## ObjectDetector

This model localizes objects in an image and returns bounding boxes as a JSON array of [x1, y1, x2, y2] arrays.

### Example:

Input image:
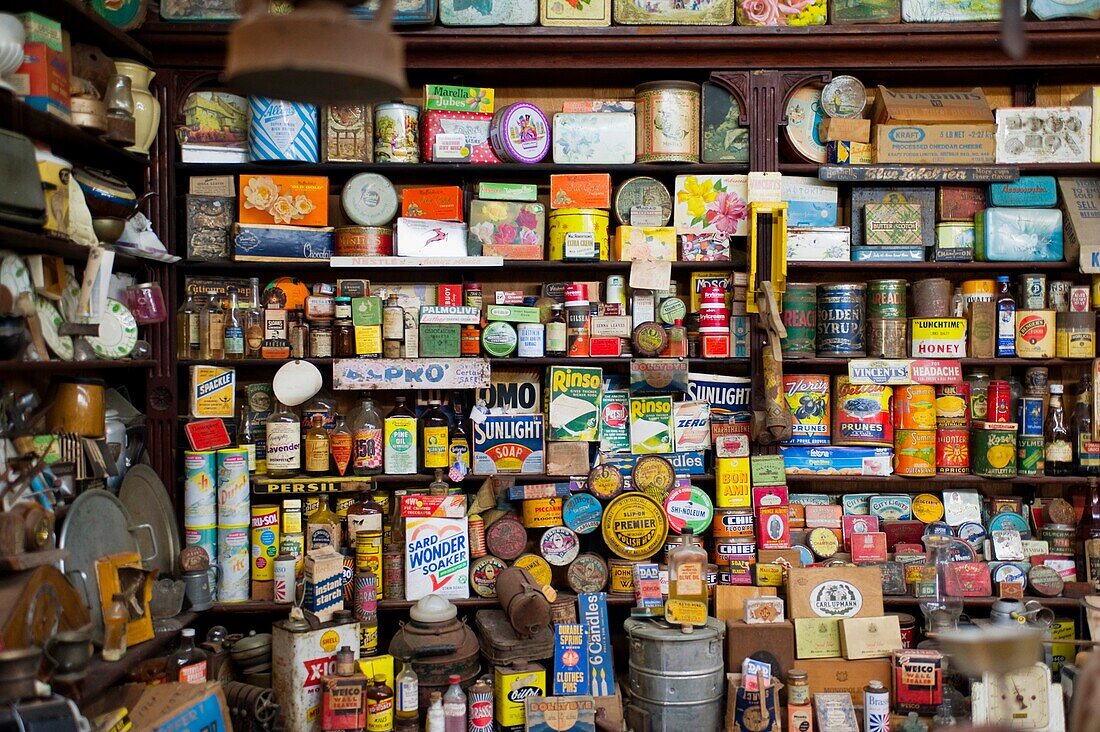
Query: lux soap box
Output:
[[782, 176, 839, 227], [863, 202, 923, 247], [238, 175, 328, 226], [787, 226, 851, 262], [613, 0, 733, 24], [995, 106, 1092, 164], [851, 187, 935, 248], [988, 176, 1058, 208], [779, 445, 893, 476], [552, 113, 636, 165], [540, 0, 611, 25], [232, 223, 333, 262], [421, 110, 500, 164], [613, 226, 677, 261], [974, 208, 1064, 262], [468, 200, 545, 259], [674, 175, 749, 236], [394, 217, 469, 257]]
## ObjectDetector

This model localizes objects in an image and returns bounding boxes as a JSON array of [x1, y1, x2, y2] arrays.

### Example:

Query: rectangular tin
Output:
[[782, 176, 839, 227], [989, 176, 1058, 207], [552, 113, 635, 165], [901, 0, 1018, 19], [674, 175, 750, 236], [795, 618, 842, 659], [934, 222, 975, 262], [937, 185, 986, 222], [540, 0, 611, 24], [864, 202, 923, 247], [550, 174, 612, 209], [614, 226, 677, 261], [975, 208, 1064, 262], [472, 414, 545, 474], [851, 186, 935, 248], [423, 85, 495, 113], [232, 223, 333, 262], [613, 0, 733, 23], [779, 445, 894, 476], [421, 109, 499, 164], [787, 226, 851, 261], [322, 105, 372, 163], [995, 107, 1092, 164], [828, 0, 900, 24], [467, 199, 544, 259]]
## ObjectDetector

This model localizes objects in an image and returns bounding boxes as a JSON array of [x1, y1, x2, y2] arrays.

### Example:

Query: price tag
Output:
[[470, 403, 490, 424], [629, 259, 672, 292], [664, 598, 707, 626]]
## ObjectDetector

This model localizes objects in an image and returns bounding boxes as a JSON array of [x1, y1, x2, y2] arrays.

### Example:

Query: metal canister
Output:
[[936, 429, 970, 474], [334, 226, 393, 257], [550, 594, 579, 624], [468, 677, 494, 732], [893, 385, 936, 430], [868, 318, 908, 358], [356, 571, 379, 657], [781, 282, 816, 359], [634, 81, 701, 163], [373, 102, 420, 163], [913, 278, 953, 318], [549, 208, 610, 261], [1042, 524, 1075, 555], [251, 505, 280, 583], [890, 613, 916, 648], [517, 323, 545, 357], [988, 380, 1012, 423], [355, 530, 384, 587], [1071, 285, 1091, 313], [867, 279, 907, 319], [468, 515, 487, 558], [935, 383, 971, 429], [863, 681, 890, 732], [1021, 273, 1048, 310], [1018, 435, 1045, 476], [816, 283, 866, 357], [1056, 311, 1096, 359], [1017, 310, 1056, 358], [382, 550, 404, 600], [273, 554, 297, 603], [608, 559, 639, 594], [607, 275, 627, 308], [1050, 280, 1072, 312], [1018, 396, 1045, 436]]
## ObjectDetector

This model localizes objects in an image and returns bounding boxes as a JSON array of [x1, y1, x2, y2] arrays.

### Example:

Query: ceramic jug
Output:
[[114, 60, 160, 155]]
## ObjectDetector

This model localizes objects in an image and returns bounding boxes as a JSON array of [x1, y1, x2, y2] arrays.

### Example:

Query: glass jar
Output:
[[334, 297, 353, 321], [335, 319, 356, 357], [289, 314, 309, 359], [126, 281, 168, 324], [919, 525, 964, 633], [787, 669, 809, 706], [310, 320, 333, 357]]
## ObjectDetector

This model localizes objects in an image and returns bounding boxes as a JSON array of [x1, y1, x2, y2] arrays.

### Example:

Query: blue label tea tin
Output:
[[564, 492, 603, 534]]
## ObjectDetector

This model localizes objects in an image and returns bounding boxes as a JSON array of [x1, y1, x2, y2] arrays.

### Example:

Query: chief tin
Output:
[[780, 283, 816, 359], [868, 318, 908, 358], [867, 279, 907, 319], [816, 283, 866, 357], [634, 81, 701, 163], [373, 102, 420, 164]]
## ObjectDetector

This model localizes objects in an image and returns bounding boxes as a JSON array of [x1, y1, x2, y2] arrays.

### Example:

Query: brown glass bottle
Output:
[[304, 414, 331, 475], [366, 674, 395, 732], [347, 491, 384, 545]]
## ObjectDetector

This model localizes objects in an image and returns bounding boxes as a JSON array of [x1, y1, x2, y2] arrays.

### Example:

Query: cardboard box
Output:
[[551, 174, 612, 209], [13, 31, 71, 120], [1061, 177, 1099, 270], [800, 658, 893, 698], [402, 186, 464, 221], [394, 218, 468, 257], [238, 175, 328, 226], [819, 117, 871, 143], [303, 546, 345, 620], [189, 365, 235, 418], [548, 366, 603, 442], [786, 567, 885, 619], [794, 617, 842, 658], [405, 514, 469, 600], [839, 615, 903, 659], [546, 441, 591, 476], [871, 87, 996, 165], [725, 620, 795, 675], [127, 683, 233, 732], [613, 226, 677, 261], [629, 395, 674, 455], [473, 414, 545, 475], [893, 649, 942, 714], [715, 585, 778, 622], [1071, 86, 1100, 162], [233, 223, 334, 262]]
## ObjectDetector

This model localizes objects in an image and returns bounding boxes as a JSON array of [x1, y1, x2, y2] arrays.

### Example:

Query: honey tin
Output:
[[373, 102, 420, 163], [334, 226, 393, 257], [781, 282, 817, 359], [910, 318, 967, 358], [540, 0, 611, 24], [893, 385, 936, 430], [702, 82, 749, 164], [816, 283, 866, 357], [894, 430, 935, 477], [833, 377, 893, 447], [248, 97, 319, 163], [635, 81, 701, 163], [1016, 310, 1056, 358], [548, 208, 610, 261], [936, 429, 970, 474], [784, 374, 831, 445], [440, 0, 538, 24], [868, 318, 908, 358], [322, 105, 372, 163], [490, 102, 551, 163], [971, 422, 1018, 478], [553, 113, 636, 165], [788, 226, 851, 261], [613, 176, 672, 226], [601, 492, 669, 560], [784, 86, 827, 164]]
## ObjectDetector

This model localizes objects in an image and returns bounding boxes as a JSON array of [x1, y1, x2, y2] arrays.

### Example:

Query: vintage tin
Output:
[[816, 283, 866, 357], [470, 556, 507, 598], [382, 550, 404, 599], [184, 451, 217, 527], [485, 515, 527, 561], [784, 373, 831, 445], [664, 484, 714, 534], [935, 383, 970, 429], [334, 226, 392, 257], [602, 492, 668, 560], [893, 385, 937, 430], [323, 105, 372, 163], [1056, 311, 1096, 358], [912, 278, 953, 318], [989, 176, 1058, 208], [702, 82, 749, 164], [1016, 310, 1056, 358], [218, 525, 250, 602], [971, 422, 1018, 478], [373, 102, 420, 164], [1018, 396, 1044, 436], [608, 558, 640, 594], [821, 75, 868, 119], [490, 102, 550, 164], [540, 527, 580, 566], [938, 186, 987, 222], [1021, 274, 1048, 310], [440, 0, 537, 24], [635, 81, 701, 163], [868, 318, 909, 359], [1042, 524, 1076, 556], [867, 279, 907, 319], [894, 430, 936, 477], [567, 553, 609, 594], [784, 86, 827, 164], [249, 97, 319, 163], [613, 176, 673, 226], [1050, 280, 1072, 312], [934, 222, 976, 262], [514, 553, 553, 587], [936, 429, 970, 474], [1071, 286, 1091, 313], [522, 497, 564, 528], [251, 505, 281, 583], [781, 282, 817, 359], [712, 508, 755, 539], [833, 377, 893, 447], [548, 208, 610, 262]]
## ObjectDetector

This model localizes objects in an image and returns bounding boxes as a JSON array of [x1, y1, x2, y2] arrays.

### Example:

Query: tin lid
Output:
[[631, 455, 675, 495], [540, 526, 580, 566], [588, 464, 625, 501], [470, 555, 507, 598], [490, 102, 550, 164], [549, 207, 610, 219], [514, 553, 553, 585], [342, 173, 398, 227], [567, 553, 608, 594], [664, 484, 714, 534], [808, 527, 840, 559], [635, 80, 702, 94], [632, 322, 669, 357], [1028, 565, 1064, 597], [602, 493, 669, 560], [481, 321, 518, 357], [564, 493, 603, 534], [784, 86, 826, 164], [821, 75, 868, 119], [1044, 498, 1076, 525], [911, 494, 945, 524]]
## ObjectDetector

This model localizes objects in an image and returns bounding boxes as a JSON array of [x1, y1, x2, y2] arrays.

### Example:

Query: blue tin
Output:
[[348, 0, 438, 24], [869, 494, 912, 521], [1018, 396, 1045, 437], [975, 208, 1064, 262], [816, 283, 866, 357], [988, 511, 1030, 534], [248, 97, 319, 162], [564, 493, 603, 535], [851, 246, 925, 262], [233, 223, 333, 261], [956, 520, 987, 547], [988, 176, 1057, 208]]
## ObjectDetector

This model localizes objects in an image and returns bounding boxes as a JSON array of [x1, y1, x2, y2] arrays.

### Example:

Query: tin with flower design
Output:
[[238, 175, 328, 227], [540, 0, 611, 25], [737, 0, 826, 26], [635, 82, 701, 163], [614, 0, 733, 22], [373, 102, 420, 163], [674, 174, 749, 237], [468, 200, 545, 259]]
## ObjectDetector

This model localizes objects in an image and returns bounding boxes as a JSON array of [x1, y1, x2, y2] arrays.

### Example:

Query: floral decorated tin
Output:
[[468, 200, 546, 259], [736, 0, 826, 25], [635, 82, 701, 163], [901, 0, 1023, 20], [490, 103, 551, 164], [347, 0, 439, 23], [540, 0, 612, 26], [614, 0, 733, 23], [828, 0, 899, 22], [552, 113, 636, 165], [1031, 0, 1098, 18], [674, 175, 750, 237], [440, 0, 538, 24]]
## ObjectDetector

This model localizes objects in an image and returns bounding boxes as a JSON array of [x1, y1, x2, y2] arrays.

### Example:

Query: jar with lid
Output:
[[786, 669, 809, 707], [334, 296, 353, 321], [464, 283, 483, 311], [310, 320, 333, 358], [335, 319, 356, 357]]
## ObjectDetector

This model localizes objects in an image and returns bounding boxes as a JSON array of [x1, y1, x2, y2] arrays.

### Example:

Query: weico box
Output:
[[630, 395, 674, 455], [472, 414, 545, 474], [548, 366, 603, 442], [405, 515, 469, 600], [871, 86, 996, 165]]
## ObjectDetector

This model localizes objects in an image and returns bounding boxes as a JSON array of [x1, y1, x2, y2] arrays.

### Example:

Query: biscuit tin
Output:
[[440, 0, 537, 23], [490, 102, 551, 164], [540, 0, 611, 24], [334, 226, 392, 257], [468, 200, 545, 259], [613, 226, 676, 261], [551, 174, 612, 210], [782, 176, 839, 227], [421, 109, 500, 164], [373, 102, 420, 163], [788, 226, 851, 261], [248, 97, 319, 163], [737, 0, 826, 24], [937, 186, 986, 222], [851, 187, 935, 249], [989, 176, 1058, 208], [901, 0, 1017, 20], [975, 208, 1064, 262], [614, 0, 732, 21], [322, 105, 372, 163], [828, 0, 899, 22], [552, 113, 636, 164], [635, 82, 701, 163], [347, 0, 439, 23], [613, 177, 672, 226]]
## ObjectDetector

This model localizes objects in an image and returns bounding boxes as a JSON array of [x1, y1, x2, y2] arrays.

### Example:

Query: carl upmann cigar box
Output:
[[839, 615, 903, 659]]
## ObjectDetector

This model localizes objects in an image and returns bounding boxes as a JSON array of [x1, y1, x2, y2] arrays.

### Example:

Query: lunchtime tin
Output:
[[634, 81, 701, 163], [781, 283, 817, 359], [549, 208, 610, 261], [816, 283, 866, 357], [936, 429, 970, 474], [867, 279, 907, 319], [490, 102, 551, 164], [334, 226, 393, 257], [373, 102, 420, 163], [868, 318, 908, 358]]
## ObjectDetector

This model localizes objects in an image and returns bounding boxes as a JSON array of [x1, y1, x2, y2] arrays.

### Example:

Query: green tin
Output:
[[781, 282, 817, 359], [971, 424, 1018, 479], [867, 279, 907, 319], [1017, 435, 1045, 477]]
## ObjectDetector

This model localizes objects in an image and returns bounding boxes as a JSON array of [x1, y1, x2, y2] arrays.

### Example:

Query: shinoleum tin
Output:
[[781, 282, 816, 359], [816, 283, 866, 357], [373, 102, 420, 163], [634, 81, 701, 163], [867, 279, 907, 319]]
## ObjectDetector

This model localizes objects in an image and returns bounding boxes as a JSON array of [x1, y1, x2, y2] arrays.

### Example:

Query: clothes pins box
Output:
[[871, 86, 996, 164]]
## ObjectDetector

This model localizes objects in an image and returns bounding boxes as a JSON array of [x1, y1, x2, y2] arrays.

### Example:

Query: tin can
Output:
[[988, 380, 1012, 423], [550, 594, 579, 624], [304, 495, 321, 517], [522, 497, 564, 528], [606, 275, 627, 307], [251, 505, 281, 582], [274, 554, 296, 603], [608, 559, 639, 594], [382, 550, 404, 599], [971, 423, 1018, 478], [961, 279, 997, 309], [549, 208, 610, 262], [184, 451, 217, 527], [566, 553, 608, 594], [468, 515, 487, 558], [833, 377, 892, 447], [867, 279, 907, 319], [355, 530, 384, 595], [1024, 367, 1049, 395], [1071, 285, 1091, 313], [1056, 311, 1096, 359], [490, 102, 551, 164], [373, 102, 420, 163], [913, 279, 952, 318], [784, 373, 831, 445], [864, 682, 890, 732], [470, 555, 506, 598], [1017, 435, 1045, 476], [355, 570, 378, 623], [1050, 280, 1072, 312], [893, 385, 936, 430], [334, 226, 393, 257], [249, 97, 319, 162], [280, 532, 305, 577], [712, 508, 755, 539], [1021, 273, 1048, 310], [517, 323, 545, 357], [1018, 396, 1044, 436], [613, 177, 673, 227], [936, 429, 970, 474], [816, 283, 866, 357], [634, 81, 701, 163], [1042, 524, 1075, 555], [781, 283, 816, 359], [216, 448, 250, 526], [514, 554, 553, 586], [868, 318, 908, 358], [894, 430, 936, 477], [1016, 310, 1056, 358], [468, 678, 494, 732], [217, 525, 250, 602]]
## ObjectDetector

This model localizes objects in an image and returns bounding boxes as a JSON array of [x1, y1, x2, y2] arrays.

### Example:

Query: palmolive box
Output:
[[787, 567, 884, 619], [273, 616, 360, 732], [871, 87, 996, 164]]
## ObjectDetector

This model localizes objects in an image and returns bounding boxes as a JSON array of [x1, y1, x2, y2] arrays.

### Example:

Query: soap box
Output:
[[394, 218, 469, 257], [238, 175, 328, 227], [473, 414, 545, 474], [794, 617, 842, 659], [548, 366, 603, 442], [787, 226, 851, 261], [468, 200, 545, 259], [988, 176, 1058, 208], [630, 395, 674, 455], [863, 203, 923, 247], [420, 110, 501, 164], [974, 208, 1064, 262], [613, 226, 677, 261], [405, 515, 469, 600], [552, 113, 636, 165], [995, 106, 1092, 164], [934, 222, 975, 262], [232, 223, 334, 262]]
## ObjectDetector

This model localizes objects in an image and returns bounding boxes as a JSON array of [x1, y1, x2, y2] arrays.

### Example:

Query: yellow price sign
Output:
[[664, 599, 707, 626]]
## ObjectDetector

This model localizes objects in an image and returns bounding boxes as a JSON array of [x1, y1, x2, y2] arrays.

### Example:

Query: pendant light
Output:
[[225, 0, 406, 106]]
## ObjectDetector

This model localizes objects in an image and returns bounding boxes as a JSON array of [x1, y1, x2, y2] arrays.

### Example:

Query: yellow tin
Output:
[[894, 429, 936, 477], [715, 457, 751, 508], [494, 663, 546, 731], [635, 81, 702, 164], [1016, 310, 1056, 358], [601, 492, 668, 560], [513, 553, 553, 587], [911, 493, 945, 523], [960, 279, 996, 309], [608, 558, 639, 594], [1055, 311, 1096, 359], [548, 208, 610, 262], [250, 505, 281, 581], [521, 497, 564, 528]]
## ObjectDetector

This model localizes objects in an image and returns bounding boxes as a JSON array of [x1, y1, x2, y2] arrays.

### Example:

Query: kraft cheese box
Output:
[[974, 208, 1064, 262]]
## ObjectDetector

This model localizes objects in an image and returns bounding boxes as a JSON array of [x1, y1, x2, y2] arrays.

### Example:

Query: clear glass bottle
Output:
[[224, 287, 245, 359], [420, 399, 450, 472], [207, 290, 225, 359], [449, 406, 470, 473], [330, 413, 353, 477], [443, 674, 466, 732], [1046, 383, 1072, 477], [995, 275, 1016, 358], [102, 593, 129, 661], [176, 291, 201, 360], [1074, 375, 1100, 476], [197, 291, 212, 359], [352, 397, 384, 476], [289, 313, 309, 359], [302, 389, 337, 431], [385, 397, 418, 475], [429, 469, 449, 496], [546, 304, 567, 357], [966, 369, 992, 422], [426, 691, 445, 732], [237, 401, 257, 473], [304, 414, 331, 476], [167, 628, 208, 684], [383, 294, 405, 357], [245, 277, 264, 358], [265, 400, 301, 478], [395, 656, 419, 730], [347, 491, 384, 544], [919, 526, 964, 633], [666, 318, 687, 358]]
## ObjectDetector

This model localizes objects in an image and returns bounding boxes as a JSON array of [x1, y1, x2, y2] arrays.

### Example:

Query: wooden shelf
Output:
[[0, 224, 151, 269], [787, 261, 1077, 272], [784, 473, 1087, 487], [209, 595, 636, 614], [81, 612, 197, 702], [176, 161, 747, 177], [0, 359, 156, 374], [7, 0, 151, 62], [178, 357, 749, 368], [882, 596, 1083, 610], [179, 259, 747, 273], [783, 162, 1100, 177], [786, 357, 1086, 368]]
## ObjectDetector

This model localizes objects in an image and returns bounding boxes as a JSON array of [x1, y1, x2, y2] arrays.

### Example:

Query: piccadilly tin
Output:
[[490, 103, 551, 164]]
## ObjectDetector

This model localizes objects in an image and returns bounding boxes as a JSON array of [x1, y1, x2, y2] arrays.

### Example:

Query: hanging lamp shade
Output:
[[225, 0, 406, 106]]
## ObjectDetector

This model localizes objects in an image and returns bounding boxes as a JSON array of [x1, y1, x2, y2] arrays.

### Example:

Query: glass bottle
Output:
[[995, 275, 1016, 358], [460, 324, 481, 357], [427, 692, 445, 732], [306, 496, 342, 552], [395, 656, 419, 730], [245, 277, 264, 358], [167, 628, 208, 684], [443, 675, 466, 732], [1075, 375, 1100, 476], [383, 294, 405, 357], [352, 397, 384, 476], [420, 399, 450, 472], [237, 401, 257, 473], [665, 318, 687, 358], [546, 304, 567, 357], [966, 369, 991, 422], [919, 527, 963, 633], [1082, 478, 1100, 587], [366, 674, 395, 732], [449, 406, 471, 473], [224, 287, 245, 359], [330, 413, 353, 477], [289, 313, 309, 359], [102, 593, 129, 661], [335, 319, 356, 357], [207, 290, 225, 359], [197, 291, 212, 359], [303, 389, 337, 432], [1045, 383, 1072, 477], [304, 414, 331, 476], [668, 528, 708, 632], [176, 291, 201, 360], [265, 400, 301, 478], [385, 397, 418, 475], [429, 469, 449, 496], [347, 491, 384, 544]]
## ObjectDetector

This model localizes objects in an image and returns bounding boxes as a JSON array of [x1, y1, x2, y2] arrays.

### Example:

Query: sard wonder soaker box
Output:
[[404, 505, 469, 600]]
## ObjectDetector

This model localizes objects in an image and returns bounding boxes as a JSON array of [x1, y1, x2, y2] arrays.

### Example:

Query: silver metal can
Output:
[[517, 322, 545, 358], [373, 102, 420, 164], [273, 554, 296, 603], [1022, 273, 1048, 310], [1049, 280, 1072, 312]]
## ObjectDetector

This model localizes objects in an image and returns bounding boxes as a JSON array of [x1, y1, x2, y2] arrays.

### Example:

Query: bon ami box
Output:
[[548, 366, 603, 442], [190, 365, 235, 418], [787, 227, 851, 261], [629, 395, 674, 455], [403, 496, 469, 601], [473, 414, 545, 475], [779, 446, 894, 476], [552, 113, 636, 165], [238, 175, 328, 226], [871, 86, 996, 164], [989, 176, 1058, 208], [974, 208, 1064, 262], [467, 200, 545, 259], [421, 110, 500, 164], [233, 224, 334, 262], [787, 566, 885, 619], [394, 218, 468, 257], [782, 176, 839, 227]]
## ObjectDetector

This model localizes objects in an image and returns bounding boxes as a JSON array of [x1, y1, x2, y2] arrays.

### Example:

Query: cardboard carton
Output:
[[799, 657, 893, 697], [794, 617, 842, 658], [839, 615, 903, 659], [786, 566, 885, 619], [871, 87, 996, 164], [725, 620, 795, 675], [715, 585, 778, 622]]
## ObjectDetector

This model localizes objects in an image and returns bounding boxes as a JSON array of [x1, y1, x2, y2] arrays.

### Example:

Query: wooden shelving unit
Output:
[[0, 224, 150, 269], [80, 612, 197, 702], [0, 359, 156, 374], [178, 357, 749, 368], [7, 0, 152, 62]]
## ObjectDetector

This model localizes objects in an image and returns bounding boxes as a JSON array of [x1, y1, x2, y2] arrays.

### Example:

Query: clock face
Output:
[[990, 664, 1051, 730]]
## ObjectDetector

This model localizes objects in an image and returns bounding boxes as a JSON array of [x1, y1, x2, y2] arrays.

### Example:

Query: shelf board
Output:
[[329, 256, 503, 269], [818, 165, 1019, 184], [786, 357, 1085, 368], [81, 612, 197, 702], [882, 595, 1082, 610], [784, 473, 1086, 487], [209, 595, 635, 614], [0, 359, 156, 374], [787, 261, 1076, 272], [178, 357, 749, 368], [782, 162, 1100, 177], [179, 258, 748, 273], [176, 161, 748, 176], [7, 0, 151, 62], [0, 225, 148, 268]]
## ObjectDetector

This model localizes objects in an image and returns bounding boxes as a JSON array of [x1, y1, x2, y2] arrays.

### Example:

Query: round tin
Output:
[[867, 318, 908, 358], [893, 385, 937, 430], [991, 563, 1026, 587], [808, 527, 840, 559], [1071, 285, 1091, 312], [564, 493, 603, 535], [935, 383, 971, 429], [548, 208, 610, 262], [342, 173, 399, 226], [971, 424, 1018, 478], [988, 511, 1030, 534], [1045, 498, 1077, 525], [470, 555, 507, 598], [956, 521, 987, 548], [334, 226, 393, 257], [664, 484, 714, 534], [522, 497, 564, 528], [833, 378, 893, 447], [911, 494, 945, 523], [481, 321, 518, 358], [1050, 280, 1072, 311], [373, 102, 420, 163], [608, 559, 639, 594], [947, 538, 977, 563], [912, 279, 953, 318], [894, 430, 935, 477], [821, 75, 867, 119], [635, 81, 701, 163], [567, 553, 608, 594], [613, 176, 673, 226], [632, 322, 669, 357], [936, 429, 970, 474], [784, 85, 826, 164], [961, 279, 997, 310], [867, 279, 907, 319], [540, 526, 580, 566], [632, 455, 676, 496], [490, 102, 550, 164], [1042, 523, 1075, 555], [517, 322, 545, 358], [587, 464, 625, 501], [816, 283, 866, 357], [1018, 435, 1045, 476], [602, 492, 669, 560], [712, 508, 755, 539], [781, 283, 817, 359], [888, 612, 916, 648], [248, 97, 319, 162], [658, 297, 687, 325], [514, 553, 553, 587], [485, 515, 526, 561], [551, 593, 579, 624], [1028, 565, 1064, 597], [606, 275, 628, 307]]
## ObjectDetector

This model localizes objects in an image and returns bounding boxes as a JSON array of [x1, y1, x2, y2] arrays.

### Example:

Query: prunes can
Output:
[[868, 318, 908, 358], [867, 279, 907, 319], [816, 283, 866, 357], [1022, 273, 1047, 309], [781, 283, 816, 359]]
